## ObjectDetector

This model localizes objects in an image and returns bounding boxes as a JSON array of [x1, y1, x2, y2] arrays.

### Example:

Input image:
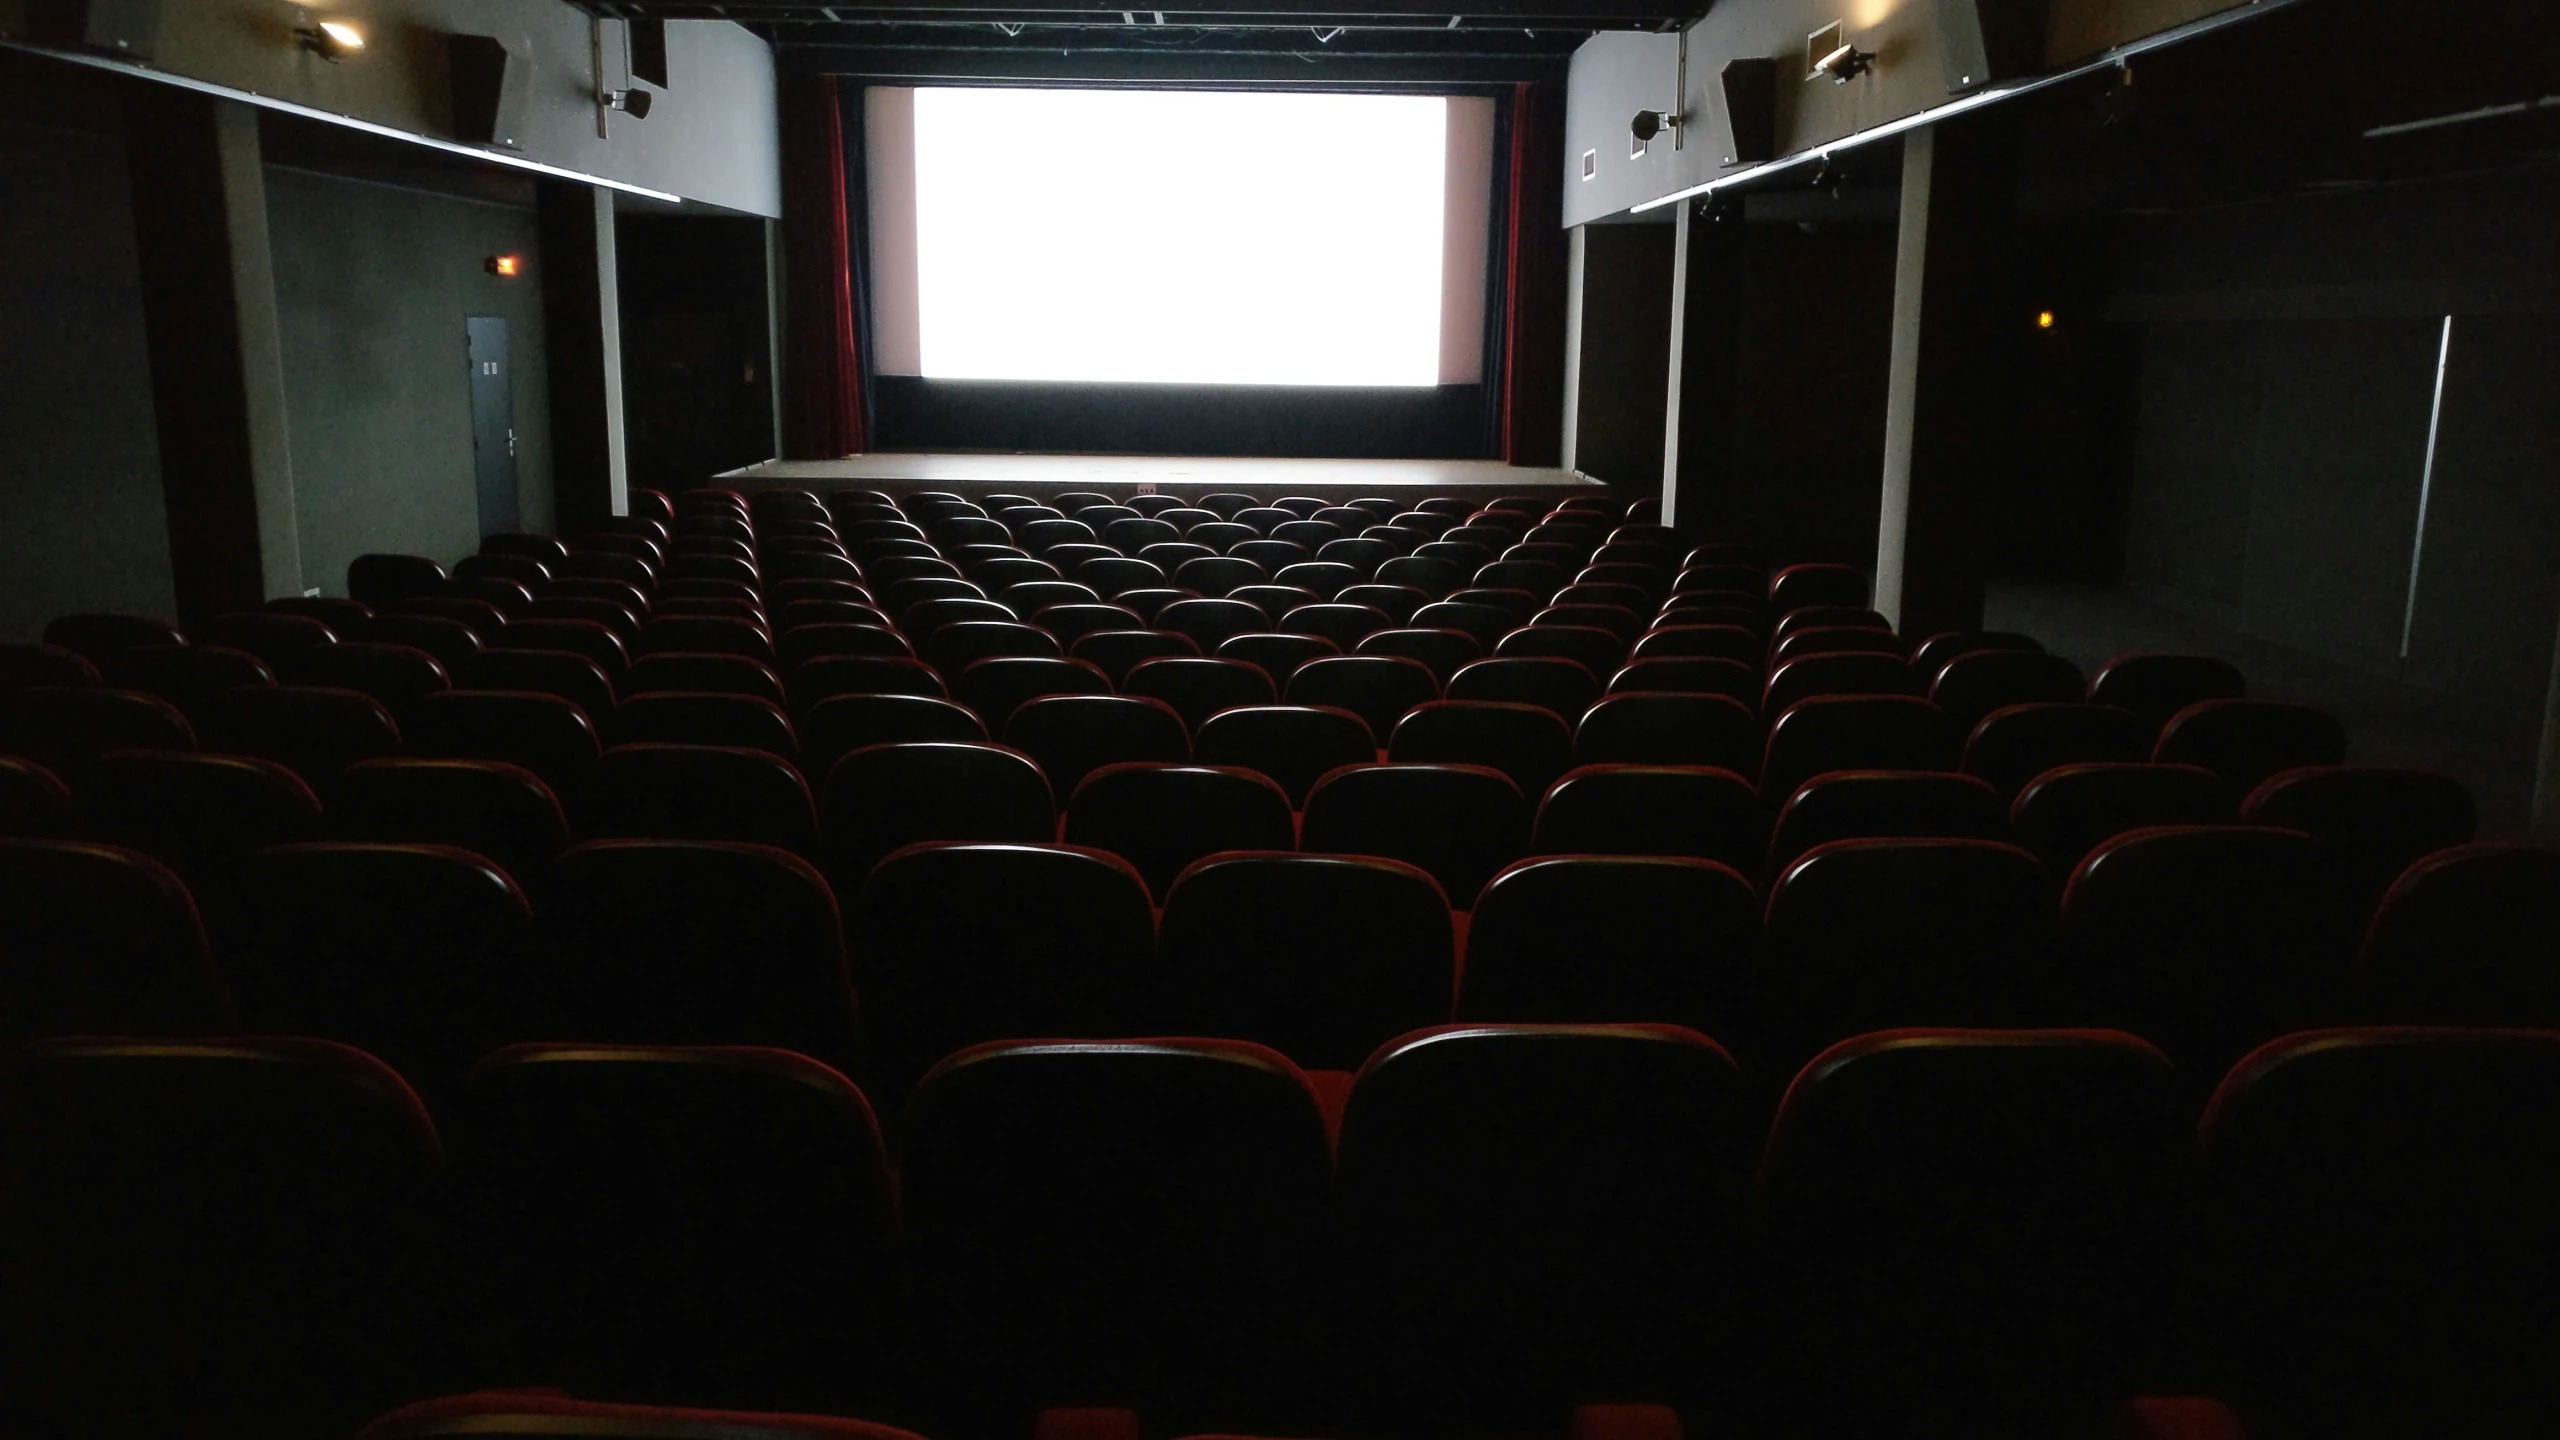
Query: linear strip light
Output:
[[2, 40, 685, 203]]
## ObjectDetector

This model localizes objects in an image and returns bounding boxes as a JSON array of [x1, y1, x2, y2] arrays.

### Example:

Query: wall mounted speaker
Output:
[[24, 0, 159, 59], [1718, 58, 1777, 166], [449, 34, 533, 150], [1936, 0, 2051, 93]]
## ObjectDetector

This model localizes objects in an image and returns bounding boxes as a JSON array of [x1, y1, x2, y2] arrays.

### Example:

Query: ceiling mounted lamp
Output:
[[1806, 21, 1873, 84], [605, 86, 653, 120], [297, 17, 365, 62]]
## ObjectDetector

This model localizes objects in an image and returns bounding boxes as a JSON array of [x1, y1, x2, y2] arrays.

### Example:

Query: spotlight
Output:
[[486, 254, 523, 279], [1810, 41, 1874, 84], [1630, 108, 1681, 156], [297, 18, 364, 62], [2036, 310, 2056, 330], [605, 87, 654, 120]]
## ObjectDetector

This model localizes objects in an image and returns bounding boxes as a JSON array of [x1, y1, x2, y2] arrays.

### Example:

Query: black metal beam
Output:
[[579, 2, 1690, 23]]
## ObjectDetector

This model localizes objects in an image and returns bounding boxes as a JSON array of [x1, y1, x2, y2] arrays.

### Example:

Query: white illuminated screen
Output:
[[911, 88, 1448, 387]]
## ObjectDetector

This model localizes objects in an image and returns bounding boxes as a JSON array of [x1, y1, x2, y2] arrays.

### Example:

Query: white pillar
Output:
[[1874, 126, 1934, 631]]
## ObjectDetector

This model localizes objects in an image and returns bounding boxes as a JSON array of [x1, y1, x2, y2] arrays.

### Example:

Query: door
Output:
[[467, 316, 520, 536]]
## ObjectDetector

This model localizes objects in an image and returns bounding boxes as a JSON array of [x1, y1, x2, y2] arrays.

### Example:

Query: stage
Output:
[[715, 453, 1604, 501]]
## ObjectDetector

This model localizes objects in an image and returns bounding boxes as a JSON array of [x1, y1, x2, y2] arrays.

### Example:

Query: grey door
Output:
[[467, 316, 520, 535]]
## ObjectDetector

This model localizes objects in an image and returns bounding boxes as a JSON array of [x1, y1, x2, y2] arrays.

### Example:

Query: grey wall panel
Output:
[[0, 118, 178, 639], [2121, 321, 2256, 610], [267, 165, 554, 594]]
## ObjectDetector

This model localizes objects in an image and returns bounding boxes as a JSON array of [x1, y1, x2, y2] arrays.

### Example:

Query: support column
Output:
[[1874, 114, 2022, 636], [1659, 200, 1691, 512], [1664, 197, 1747, 536], [1559, 224, 1587, 472], [125, 88, 302, 619], [538, 181, 629, 529], [2535, 614, 2560, 841]]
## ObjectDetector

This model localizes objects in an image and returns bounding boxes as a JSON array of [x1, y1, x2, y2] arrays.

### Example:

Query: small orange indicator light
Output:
[[2036, 310, 2055, 329], [487, 254, 522, 278]]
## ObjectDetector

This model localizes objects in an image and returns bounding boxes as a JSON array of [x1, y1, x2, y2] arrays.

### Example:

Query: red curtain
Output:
[[779, 73, 864, 459], [1500, 81, 1568, 467]]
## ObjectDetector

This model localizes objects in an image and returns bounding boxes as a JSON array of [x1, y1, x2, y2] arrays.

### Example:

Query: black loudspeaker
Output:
[[629, 19, 669, 89], [1718, 58, 1777, 166], [1936, 0, 2051, 93], [24, 0, 159, 58], [449, 34, 533, 150]]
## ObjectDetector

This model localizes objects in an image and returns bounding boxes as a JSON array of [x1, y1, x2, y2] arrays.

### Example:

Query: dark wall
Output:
[[873, 379, 1491, 459], [1682, 206, 1898, 566], [0, 115, 180, 639], [619, 213, 777, 492], [266, 163, 556, 592], [1571, 221, 1675, 487], [2106, 163, 2560, 726]]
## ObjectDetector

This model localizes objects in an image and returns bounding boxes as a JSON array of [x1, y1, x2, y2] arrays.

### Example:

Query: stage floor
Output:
[[717, 452, 1599, 497]]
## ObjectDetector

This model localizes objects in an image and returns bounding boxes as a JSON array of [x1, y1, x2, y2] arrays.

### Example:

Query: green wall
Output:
[[265, 165, 555, 597]]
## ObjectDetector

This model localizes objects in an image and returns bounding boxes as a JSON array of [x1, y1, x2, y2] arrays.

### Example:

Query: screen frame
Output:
[[844, 79, 1521, 459]]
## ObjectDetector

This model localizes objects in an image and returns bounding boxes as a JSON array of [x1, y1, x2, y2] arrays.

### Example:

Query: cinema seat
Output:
[[497, 616, 629, 677], [0, 839, 235, 1044], [1532, 764, 1763, 871], [349, 551, 451, 608], [821, 741, 1057, 884], [1768, 562, 1868, 611], [2063, 826, 2352, 1083], [78, 750, 322, 926], [406, 689, 602, 790], [1765, 770, 2007, 878], [1335, 1025, 1749, 1428], [627, 653, 788, 707], [1217, 631, 1338, 685], [538, 840, 859, 1069], [900, 1038, 1333, 1437], [528, 594, 641, 638], [944, 658, 1103, 730], [228, 842, 530, 1106], [1565, 693, 1754, 774], [1959, 702, 2151, 800], [1764, 652, 1920, 716], [2009, 762, 2230, 876], [1763, 839, 2050, 1058], [440, 649, 611, 719], [1759, 695, 1960, 811], [0, 642, 98, 690], [1390, 699, 1573, 797], [456, 1045, 902, 1413], [1071, 629, 1200, 684], [2356, 844, 2560, 1024], [791, 655, 949, 711], [1459, 858, 1755, 1029], [1355, 626, 1482, 684], [1407, 601, 1510, 650], [0, 755, 72, 838], [1123, 656, 1275, 734], [0, 1038, 446, 1438], [41, 612, 186, 667], [2201, 1028, 2560, 1438], [1771, 625, 1904, 665], [1283, 654, 1438, 741], [1157, 851, 1450, 1069], [569, 744, 818, 853], [280, 641, 451, 714], [1000, 694, 1188, 800], [1909, 629, 2044, 678], [207, 685, 400, 791], [1062, 764, 1296, 900], [1610, 655, 1758, 707], [2241, 765, 2476, 921], [1759, 1030, 2184, 1432], [1301, 763, 1527, 908], [1197, 705, 1378, 807], [362, 614, 483, 671], [1930, 651, 2089, 735], [850, 843, 1155, 1101], [2090, 654, 2247, 739], [925, 619, 1064, 674], [1495, 623, 1625, 679], [2154, 698, 2348, 797], [334, 758, 568, 879], [1447, 657, 1599, 721], [1771, 605, 1888, 643], [612, 692, 798, 763], [0, 685, 195, 773], [1003, 579, 1104, 613]]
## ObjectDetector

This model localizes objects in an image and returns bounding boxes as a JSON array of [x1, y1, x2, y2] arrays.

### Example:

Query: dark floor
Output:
[[1987, 579, 2550, 838]]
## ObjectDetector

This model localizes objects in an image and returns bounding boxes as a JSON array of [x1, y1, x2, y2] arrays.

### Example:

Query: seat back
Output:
[[1300, 763, 1527, 908], [0, 1038, 445, 1438], [2201, 1029, 2560, 1437], [1061, 764, 1295, 901], [2242, 765, 2476, 922], [2090, 653, 2246, 738], [1194, 704, 1377, 807], [2356, 844, 2560, 1025], [1959, 702, 2149, 800], [456, 1045, 900, 1412], [0, 840, 235, 1044], [1388, 699, 1573, 798], [1460, 857, 1756, 1030], [1158, 852, 1452, 1069], [1336, 1025, 1749, 1425], [1760, 1029, 2184, 1427], [849, 844, 1156, 1103], [1533, 763, 1762, 871], [820, 741, 1056, 885], [335, 758, 568, 880], [1760, 695, 1958, 808], [537, 841, 859, 1071], [0, 686, 194, 773], [406, 690, 601, 789], [207, 685, 401, 790], [900, 1039, 1333, 1436], [570, 744, 817, 852], [1765, 769, 2006, 878], [1122, 656, 1275, 734], [2009, 761, 2229, 875]]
